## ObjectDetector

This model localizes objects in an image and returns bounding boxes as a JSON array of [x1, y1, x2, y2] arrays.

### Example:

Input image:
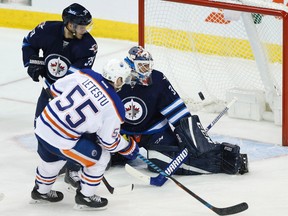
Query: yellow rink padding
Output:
[[0, 8, 138, 41], [147, 27, 282, 63], [0, 8, 281, 63]]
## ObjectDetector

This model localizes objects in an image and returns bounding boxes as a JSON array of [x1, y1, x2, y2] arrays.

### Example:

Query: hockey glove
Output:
[[27, 55, 46, 82], [118, 136, 139, 160]]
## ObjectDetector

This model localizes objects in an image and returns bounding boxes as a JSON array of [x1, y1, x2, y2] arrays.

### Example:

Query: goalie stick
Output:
[[38, 76, 134, 194], [138, 97, 238, 186], [126, 154, 248, 215]]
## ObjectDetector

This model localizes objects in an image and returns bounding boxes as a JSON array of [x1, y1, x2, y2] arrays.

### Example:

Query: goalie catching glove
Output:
[[118, 135, 139, 160], [27, 55, 46, 82]]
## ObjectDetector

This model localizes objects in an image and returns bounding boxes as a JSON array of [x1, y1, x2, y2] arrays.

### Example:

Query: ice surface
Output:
[[0, 27, 287, 216]]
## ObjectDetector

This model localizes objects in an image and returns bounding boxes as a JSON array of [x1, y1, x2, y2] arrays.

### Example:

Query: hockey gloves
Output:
[[27, 55, 46, 82], [118, 136, 139, 160]]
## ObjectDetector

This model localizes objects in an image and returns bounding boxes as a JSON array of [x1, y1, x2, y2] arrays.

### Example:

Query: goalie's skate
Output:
[[238, 154, 249, 175], [74, 189, 108, 210], [30, 185, 63, 204], [64, 169, 80, 192]]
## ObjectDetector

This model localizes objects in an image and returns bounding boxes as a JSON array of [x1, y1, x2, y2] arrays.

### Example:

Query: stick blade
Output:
[[213, 202, 248, 215], [125, 164, 151, 184], [112, 184, 134, 195]]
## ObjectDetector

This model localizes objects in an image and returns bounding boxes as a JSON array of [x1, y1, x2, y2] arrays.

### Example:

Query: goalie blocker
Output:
[[147, 115, 248, 175]]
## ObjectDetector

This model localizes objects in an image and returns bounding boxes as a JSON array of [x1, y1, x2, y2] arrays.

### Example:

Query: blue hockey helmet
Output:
[[62, 3, 92, 26], [124, 46, 153, 86]]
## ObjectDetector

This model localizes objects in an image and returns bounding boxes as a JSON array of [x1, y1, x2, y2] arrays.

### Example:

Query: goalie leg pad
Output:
[[148, 143, 214, 175], [174, 115, 216, 156]]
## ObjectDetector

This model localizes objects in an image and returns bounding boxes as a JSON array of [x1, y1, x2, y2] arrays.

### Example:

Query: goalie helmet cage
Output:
[[138, 0, 288, 146]]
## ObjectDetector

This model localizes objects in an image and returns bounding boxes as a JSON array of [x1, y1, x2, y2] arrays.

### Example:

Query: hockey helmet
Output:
[[124, 46, 153, 86], [102, 59, 132, 91], [62, 3, 92, 26]]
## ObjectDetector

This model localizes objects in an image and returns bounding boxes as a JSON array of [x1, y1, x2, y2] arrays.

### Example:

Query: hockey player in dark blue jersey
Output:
[[22, 3, 98, 119], [112, 46, 248, 183]]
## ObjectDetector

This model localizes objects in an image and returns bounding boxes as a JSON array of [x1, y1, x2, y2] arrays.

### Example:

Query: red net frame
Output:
[[138, 0, 288, 146]]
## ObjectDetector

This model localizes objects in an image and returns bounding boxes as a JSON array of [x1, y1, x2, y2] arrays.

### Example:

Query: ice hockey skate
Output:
[[74, 188, 108, 210], [30, 184, 63, 204], [64, 169, 80, 192], [238, 154, 249, 175]]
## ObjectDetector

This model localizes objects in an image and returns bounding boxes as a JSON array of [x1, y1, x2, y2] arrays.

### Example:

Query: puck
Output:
[[198, 92, 205, 101]]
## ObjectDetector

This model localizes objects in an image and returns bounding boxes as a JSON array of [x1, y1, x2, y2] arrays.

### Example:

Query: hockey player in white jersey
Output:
[[30, 59, 138, 210]]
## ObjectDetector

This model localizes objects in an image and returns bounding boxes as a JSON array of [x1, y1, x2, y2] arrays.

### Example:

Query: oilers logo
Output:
[[45, 54, 71, 81], [122, 96, 147, 125]]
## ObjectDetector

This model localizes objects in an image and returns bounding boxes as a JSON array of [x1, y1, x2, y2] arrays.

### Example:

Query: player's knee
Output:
[[39, 159, 66, 176]]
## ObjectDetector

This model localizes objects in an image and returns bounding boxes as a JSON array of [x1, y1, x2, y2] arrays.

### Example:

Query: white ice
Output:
[[0, 27, 287, 216]]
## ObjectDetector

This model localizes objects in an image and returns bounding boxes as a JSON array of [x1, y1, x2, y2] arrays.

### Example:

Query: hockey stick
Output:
[[126, 154, 248, 215], [38, 76, 53, 101], [136, 97, 238, 186], [38, 76, 133, 194], [205, 97, 238, 132], [102, 176, 134, 194]]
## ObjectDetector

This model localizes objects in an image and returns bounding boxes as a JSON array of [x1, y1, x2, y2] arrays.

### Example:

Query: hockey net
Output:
[[139, 0, 288, 145]]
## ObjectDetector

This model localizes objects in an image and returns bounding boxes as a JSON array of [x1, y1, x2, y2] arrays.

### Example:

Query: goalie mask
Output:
[[102, 59, 132, 91], [124, 46, 153, 86]]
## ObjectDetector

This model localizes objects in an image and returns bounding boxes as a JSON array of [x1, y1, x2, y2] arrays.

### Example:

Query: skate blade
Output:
[[73, 204, 107, 211], [29, 199, 50, 204]]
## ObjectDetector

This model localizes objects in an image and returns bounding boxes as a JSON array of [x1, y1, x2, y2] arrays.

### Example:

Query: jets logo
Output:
[[122, 96, 147, 125], [89, 43, 98, 54], [45, 54, 71, 81]]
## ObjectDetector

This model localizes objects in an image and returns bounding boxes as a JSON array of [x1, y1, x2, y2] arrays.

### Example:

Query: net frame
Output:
[[138, 0, 288, 146]]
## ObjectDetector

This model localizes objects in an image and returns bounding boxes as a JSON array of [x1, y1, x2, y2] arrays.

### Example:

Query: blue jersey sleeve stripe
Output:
[[161, 98, 183, 115], [168, 107, 191, 125]]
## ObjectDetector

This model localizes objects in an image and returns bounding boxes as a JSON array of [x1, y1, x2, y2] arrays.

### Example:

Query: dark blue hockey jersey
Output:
[[118, 70, 191, 135], [22, 21, 97, 84]]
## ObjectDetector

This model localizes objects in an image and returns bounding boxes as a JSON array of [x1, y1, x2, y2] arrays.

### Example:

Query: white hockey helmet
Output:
[[102, 59, 132, 90]]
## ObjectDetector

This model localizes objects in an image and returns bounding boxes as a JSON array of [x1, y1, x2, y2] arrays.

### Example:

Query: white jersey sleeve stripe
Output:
[[97, 135, 120, 152], [50, 84, 63, 96]]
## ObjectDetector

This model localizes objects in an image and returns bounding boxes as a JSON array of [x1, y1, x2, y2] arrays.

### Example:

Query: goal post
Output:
[[138, 0, 288, 146]]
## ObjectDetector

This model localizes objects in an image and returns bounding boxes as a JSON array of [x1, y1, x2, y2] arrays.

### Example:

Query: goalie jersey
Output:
[[118, 70, 191, 135], [22, 21, 97, 84], [35, 69, 127, 152]]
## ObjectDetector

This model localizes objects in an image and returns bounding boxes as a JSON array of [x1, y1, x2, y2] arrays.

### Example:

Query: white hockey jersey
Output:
[[35, 69, 128, 151]]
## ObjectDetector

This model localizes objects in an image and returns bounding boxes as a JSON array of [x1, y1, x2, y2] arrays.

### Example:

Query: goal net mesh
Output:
[[143, 0, 285, 115]]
